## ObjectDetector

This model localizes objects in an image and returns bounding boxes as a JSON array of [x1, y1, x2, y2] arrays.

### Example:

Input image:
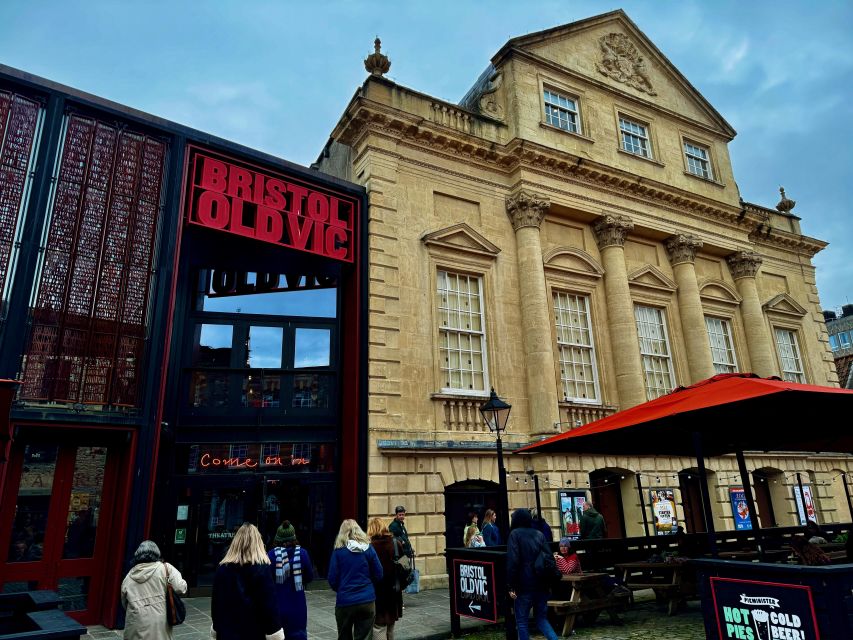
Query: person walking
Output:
[[121, 540, 187, 640], [367, 518, 403, 640], [328, 519, 383, 640], [506, 508, 560, 640], [579, 501, 607, 540], [268, 520, 314, 640], [462, 511, 480, 545], [481, 509, 502, 546], [211, 523, 284, 640]]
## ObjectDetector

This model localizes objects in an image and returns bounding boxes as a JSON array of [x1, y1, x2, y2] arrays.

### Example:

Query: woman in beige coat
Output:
[[121, 540, 187, 640]]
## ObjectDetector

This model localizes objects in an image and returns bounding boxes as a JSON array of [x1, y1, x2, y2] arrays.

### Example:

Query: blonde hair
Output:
[[334, 519, 371, 549], [464, 524, 479, 547], [220, 523, 270, 566], [367, 517, 390, 538]]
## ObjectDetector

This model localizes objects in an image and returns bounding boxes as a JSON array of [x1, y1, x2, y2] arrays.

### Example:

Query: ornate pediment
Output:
[[421, 223, 501, 259], [698, 279, 742, 307], [763, 293, 807, 318], [628, 265, 676, 293], [543, 247, 604, 280]]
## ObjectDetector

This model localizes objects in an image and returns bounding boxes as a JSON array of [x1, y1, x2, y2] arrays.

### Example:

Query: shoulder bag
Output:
[[164, 562, 186, 626]]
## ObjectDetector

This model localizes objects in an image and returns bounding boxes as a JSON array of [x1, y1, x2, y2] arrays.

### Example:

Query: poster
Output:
[[174, 528, 187, 544], [793, 485, 818, 525], [558, 490, 587, 539], [710, 577, 819, 640], [176, 505, 189, 520], [649, 489, 677, 535], [729, 488, 752, 530]]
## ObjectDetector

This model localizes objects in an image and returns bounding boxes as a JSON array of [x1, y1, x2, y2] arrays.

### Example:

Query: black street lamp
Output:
[[480, 388, 512, 538]]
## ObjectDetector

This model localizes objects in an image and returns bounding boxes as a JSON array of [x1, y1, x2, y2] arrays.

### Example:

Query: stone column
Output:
[[506, 190, 560, 435], [726, 250, 777, 377], [592, 214, 646, 408], [665, 234, 715, 382]]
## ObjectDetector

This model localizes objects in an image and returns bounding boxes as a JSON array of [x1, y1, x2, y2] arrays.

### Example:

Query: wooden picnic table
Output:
[[546, 572, 626, 637], [614, 561, 695, 616]]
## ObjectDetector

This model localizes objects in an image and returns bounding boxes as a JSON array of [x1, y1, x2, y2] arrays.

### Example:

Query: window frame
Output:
[[634, 304, 676, 400], [683, 139, 714, 180], [618, 115, 652, 159], [436, 268, 490, 396], [543, 87, 581, 134], [705, 316, 738, 374], [552, 290, 600, 404], [773, 326, 806, 383]]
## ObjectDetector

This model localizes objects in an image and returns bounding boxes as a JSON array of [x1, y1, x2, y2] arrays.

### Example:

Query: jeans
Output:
[[513, 590, 559, 640], [335, 602, 375, 640]]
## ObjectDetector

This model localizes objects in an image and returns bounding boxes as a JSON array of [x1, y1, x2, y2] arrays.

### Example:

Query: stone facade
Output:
[[316, 10, 844, 588]]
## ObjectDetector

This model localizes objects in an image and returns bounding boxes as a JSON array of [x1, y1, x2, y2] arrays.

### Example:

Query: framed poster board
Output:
[[558, 490, 587, 539], [793, 485, 818, 525], [729, 488, 752, 530], [649, 489, 677, 535]]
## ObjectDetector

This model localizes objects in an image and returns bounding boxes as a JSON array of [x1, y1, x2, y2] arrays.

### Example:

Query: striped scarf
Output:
[[274, 546, 303, 591]]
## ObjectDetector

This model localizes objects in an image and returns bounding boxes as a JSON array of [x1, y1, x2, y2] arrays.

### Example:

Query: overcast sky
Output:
[[2, 1, 851, 310]]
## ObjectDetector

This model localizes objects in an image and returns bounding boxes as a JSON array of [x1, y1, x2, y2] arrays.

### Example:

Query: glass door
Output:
[[0, 442, 120, 625]]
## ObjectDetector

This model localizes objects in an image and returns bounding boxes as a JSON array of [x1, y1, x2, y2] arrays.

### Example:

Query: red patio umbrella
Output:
[[518, 373, 853, 458], [517, 373, 853, 551]]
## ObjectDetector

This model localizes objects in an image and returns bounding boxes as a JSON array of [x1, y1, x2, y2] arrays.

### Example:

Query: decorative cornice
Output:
[[422, 222, 501, 258], [726, 250, 763, 280], [506, 190, 550, 231], [665, 233, 703, 266], [763, 293, 808, 318], [593, 213, 634, 249]]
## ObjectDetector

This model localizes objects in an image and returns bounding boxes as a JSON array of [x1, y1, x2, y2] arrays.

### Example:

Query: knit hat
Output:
[[274, 521, 297, 545], [559, 537, 573, 548]]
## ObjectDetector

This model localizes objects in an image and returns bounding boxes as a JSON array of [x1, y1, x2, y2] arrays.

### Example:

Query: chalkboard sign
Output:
[[452, 558, 497, 622], [710, 576, 819, 640]]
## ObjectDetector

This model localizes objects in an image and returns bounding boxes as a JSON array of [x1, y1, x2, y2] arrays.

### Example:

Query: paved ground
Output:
[[86, 588, 704, 639]]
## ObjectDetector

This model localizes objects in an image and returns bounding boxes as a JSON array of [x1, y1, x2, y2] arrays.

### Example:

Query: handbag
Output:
[[164, 563, 186, 626], [393, 537, 415, 590]]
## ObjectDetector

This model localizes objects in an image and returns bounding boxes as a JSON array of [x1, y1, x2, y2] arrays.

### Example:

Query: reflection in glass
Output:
[[292, 374, 331, 408], [193, 324, 233, 367], [200, 271, 337, 318], [196, 489, 247, 586], [294, 328, 330, 368], [8, 445, 58, 563], [57, 576, 90, 611], [242, 375, 280, 408], [63, 447, 107, 559], [190, 371, 230, 407], [247, 327, 283, 368]]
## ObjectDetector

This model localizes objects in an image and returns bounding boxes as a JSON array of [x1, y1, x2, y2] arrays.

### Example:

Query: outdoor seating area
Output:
[[546, 573, 628, 636]]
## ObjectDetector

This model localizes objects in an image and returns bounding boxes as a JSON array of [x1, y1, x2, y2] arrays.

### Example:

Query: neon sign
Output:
[[185, 147, 357, 262]]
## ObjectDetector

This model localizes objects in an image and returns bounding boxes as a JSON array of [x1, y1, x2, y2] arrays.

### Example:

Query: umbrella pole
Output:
[[636, 473, 650, 537], [843, 472, 853, 523], [736, 450, 763, 560], [693, 432, 718, 558]]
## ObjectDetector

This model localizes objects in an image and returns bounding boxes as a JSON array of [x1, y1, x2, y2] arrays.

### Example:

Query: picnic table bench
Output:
[[615, 561, 695, 616], [546, 572, 627, 637]]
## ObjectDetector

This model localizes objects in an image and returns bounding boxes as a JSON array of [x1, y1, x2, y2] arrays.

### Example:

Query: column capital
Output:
[[592, 213, 634, 250], [726, 250, 763, 279], [506, 190, 550, 231], [665, 233, 703, 266]]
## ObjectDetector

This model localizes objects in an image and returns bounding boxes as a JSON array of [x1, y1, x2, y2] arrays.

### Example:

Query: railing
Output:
[[432, 393, 488, 432], [558, 401, 618, 430], [429, 102, 476, 134]]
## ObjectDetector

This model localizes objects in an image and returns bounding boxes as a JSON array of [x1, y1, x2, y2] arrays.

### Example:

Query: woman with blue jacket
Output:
[[328, 519, 383, 640]]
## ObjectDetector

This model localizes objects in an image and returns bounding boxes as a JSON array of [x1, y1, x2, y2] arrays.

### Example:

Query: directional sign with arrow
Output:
[[453, 559, 497, 622]]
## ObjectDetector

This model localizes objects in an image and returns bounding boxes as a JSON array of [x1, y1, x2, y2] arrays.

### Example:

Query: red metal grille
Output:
[[0, 91, 42, 306], [20, 114, 167, 406]]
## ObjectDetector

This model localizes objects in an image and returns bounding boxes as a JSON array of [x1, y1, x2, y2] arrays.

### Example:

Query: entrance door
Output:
[[0, 442, 120, 624], [590, 471, 624, 539], [679, 474, 706, 533], [444, 481, 500, 550]]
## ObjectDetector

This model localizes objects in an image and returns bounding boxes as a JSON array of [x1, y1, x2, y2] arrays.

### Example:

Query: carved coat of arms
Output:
[[595, 33, 656, 96]]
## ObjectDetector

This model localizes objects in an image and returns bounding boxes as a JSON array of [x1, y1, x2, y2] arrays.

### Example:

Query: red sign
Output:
[[185, 147, 357, 262]]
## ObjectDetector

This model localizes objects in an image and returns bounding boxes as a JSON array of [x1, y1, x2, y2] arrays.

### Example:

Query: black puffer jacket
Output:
[[506, 508, 550, 593]]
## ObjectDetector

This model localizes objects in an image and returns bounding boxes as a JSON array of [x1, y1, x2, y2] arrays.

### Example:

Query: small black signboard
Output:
[[710, 576, 820, 640], [452, 558, 497, 622]]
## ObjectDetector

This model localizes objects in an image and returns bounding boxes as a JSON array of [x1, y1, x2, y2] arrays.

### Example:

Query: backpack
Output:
[[533, 543, 561, 583], [393, 537, 415, 590]]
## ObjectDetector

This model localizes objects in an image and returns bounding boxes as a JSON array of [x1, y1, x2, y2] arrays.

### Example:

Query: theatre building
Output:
[[0, 65, 366, 624], [316, 10, 847, 588]]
